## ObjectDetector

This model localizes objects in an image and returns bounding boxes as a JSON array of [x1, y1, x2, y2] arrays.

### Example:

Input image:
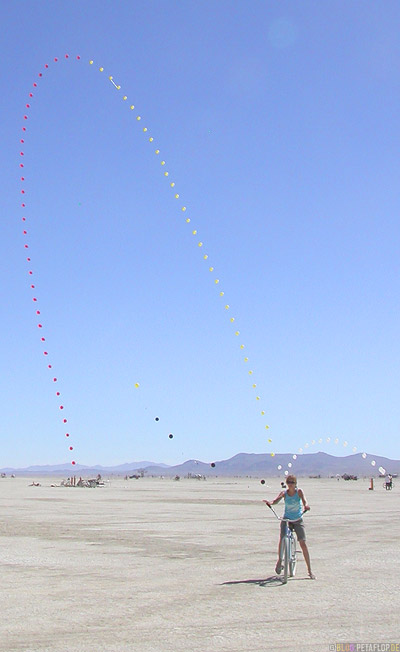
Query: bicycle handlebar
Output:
[[265, 503, 307, 522]]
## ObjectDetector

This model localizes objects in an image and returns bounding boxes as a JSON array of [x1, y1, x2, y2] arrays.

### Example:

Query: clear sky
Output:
[[1, 0, 399, 468]]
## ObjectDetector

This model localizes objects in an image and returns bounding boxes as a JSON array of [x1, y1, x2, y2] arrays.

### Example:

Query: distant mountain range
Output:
[[1, 452, 399, 477]]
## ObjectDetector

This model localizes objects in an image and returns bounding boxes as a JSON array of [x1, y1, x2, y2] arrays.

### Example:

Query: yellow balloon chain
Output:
[[275, 436, 386, 476], [18, 54, 276, 467], [89, 59, 274, 451]]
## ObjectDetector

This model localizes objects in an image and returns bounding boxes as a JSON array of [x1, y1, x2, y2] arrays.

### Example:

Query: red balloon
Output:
[[38, 324, 42, 327], [59, 405, 64, 410], [29, 93, 33, 97], [71, 461, 76, 465], [43, 352, 48, 355], [54, 58, 58, 62], [53, 378, 57, 382], [65, 433, 69, 437], [48, 365, 52, 368], [56, 392, 60, 396], [65, 54, 69, 58], [41, 337, 45, 341], [63, 419, 67, 423], [69, 446, 73, 451], [26, 104, 30, 108], [76, 55, 81, 59], [45, 65, 48, 69], [33, 83, 37, 87], [36, 310, 40, 315]]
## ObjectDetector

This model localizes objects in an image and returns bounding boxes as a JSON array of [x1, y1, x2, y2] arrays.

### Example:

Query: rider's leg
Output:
[[275, 535, 283, 573], [299, 539, 315, 579]]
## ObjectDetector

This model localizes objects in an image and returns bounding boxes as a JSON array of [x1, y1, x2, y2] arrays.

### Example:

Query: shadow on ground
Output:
[[221, 575, 312, 587]]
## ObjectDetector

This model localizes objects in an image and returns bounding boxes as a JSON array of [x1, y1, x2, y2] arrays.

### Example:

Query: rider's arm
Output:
[[298, 488, 310, 511], [263, 491, 285, 506]]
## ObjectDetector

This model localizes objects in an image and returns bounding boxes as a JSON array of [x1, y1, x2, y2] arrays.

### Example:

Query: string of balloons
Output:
[[274, 436, 386, 477], [18, 54, 273, 466]]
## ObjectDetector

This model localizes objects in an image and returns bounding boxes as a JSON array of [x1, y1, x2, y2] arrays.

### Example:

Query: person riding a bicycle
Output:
[[264, 474, 316, 580], [385, 473, 393, 490]]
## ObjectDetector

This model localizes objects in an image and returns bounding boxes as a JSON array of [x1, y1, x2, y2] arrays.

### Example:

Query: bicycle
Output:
[[382, 481, 394, 491], [266, 504, 306, 584]]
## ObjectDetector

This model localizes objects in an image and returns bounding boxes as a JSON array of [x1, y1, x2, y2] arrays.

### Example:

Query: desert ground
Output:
[[0, 475, 399, 652]]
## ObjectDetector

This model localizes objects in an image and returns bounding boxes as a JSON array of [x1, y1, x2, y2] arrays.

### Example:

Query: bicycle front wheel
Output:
[[280, 537, 289, 584], [289, 534, 297, 577]]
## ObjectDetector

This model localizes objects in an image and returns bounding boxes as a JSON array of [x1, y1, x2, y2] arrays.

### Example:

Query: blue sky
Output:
[[1, 0, 399, 468]]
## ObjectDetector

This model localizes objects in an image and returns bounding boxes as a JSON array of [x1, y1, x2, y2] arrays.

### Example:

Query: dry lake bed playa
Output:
[[0, 476, 399, 652]]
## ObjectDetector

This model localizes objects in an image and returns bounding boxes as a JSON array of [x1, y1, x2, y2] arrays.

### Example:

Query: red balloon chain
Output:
[[18, 55, 82, 466]]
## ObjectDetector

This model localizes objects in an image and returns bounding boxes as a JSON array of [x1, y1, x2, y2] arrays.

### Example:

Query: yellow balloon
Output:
[[220, 291, 224, 296], [203, 254, 208, 259], [123, 96, 128, 101], [244, 357, 248, 362], [149, 137, 154, 142], [192, 230, 197, 235], [134, 383, 140, 388], [164, 172, 169, 176], [230, 317, 234, 322], [265, 425, 270, 429], [198, 242, 203, 247], [261, 410, 265, 415], [270, 452, 275, 457], [117, 85, 121, 90], [155, 149, 160, 154], [256, 396, 260, 400], [161, 160, 165, 165], [89, 60, 94, 64], [170, 182, 175, 187], [235, 330, 239, 336], [186, 218, 191, 223], [209, 267, 214, 272], [175, 194, 179, 198], [136, 115, 141, 120], [143, 127, 147, 131], [240, 344, 244, 349], [182, 206, 187, 211], [109, 76, 113, 80], [268, 439, 272, 443], [225, 304, 229, 310], [99, 67, 104, 72], [130, 105, 135, 110]]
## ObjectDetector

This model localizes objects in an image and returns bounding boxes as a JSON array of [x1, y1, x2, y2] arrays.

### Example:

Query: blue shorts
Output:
[[280, 518, 306, 541]]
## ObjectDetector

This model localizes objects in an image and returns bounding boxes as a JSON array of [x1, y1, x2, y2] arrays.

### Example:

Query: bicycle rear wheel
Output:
[[280, 537, 289, 584], [289, 533, 297, 577]]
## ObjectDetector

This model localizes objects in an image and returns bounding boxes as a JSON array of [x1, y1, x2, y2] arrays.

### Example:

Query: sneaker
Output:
[[275, 560, 282, 574]]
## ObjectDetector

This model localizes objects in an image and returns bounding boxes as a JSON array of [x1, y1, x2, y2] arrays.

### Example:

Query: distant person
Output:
[[264, 474, 315, 579], [385, 473, 393, 490]]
